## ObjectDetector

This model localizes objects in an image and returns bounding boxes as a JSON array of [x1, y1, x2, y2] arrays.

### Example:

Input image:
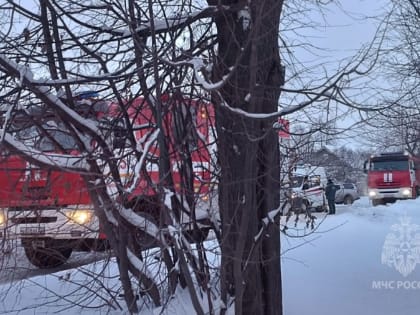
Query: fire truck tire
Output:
[[22, 239, 72, 269], [416, 186, 420, 198], [134, 212, 160, 251], [372, 199, 382, 207], [183, 227, 210, 244]]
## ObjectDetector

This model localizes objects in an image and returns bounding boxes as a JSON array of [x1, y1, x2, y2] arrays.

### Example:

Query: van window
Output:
[[309, 175, 321, 187]]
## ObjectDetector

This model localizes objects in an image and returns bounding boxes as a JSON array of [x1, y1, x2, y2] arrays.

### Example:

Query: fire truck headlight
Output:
[[67, 210, 93, 225], [0, 209, 6, 226], [402, 189, 411, 197], [368, 190, 376, 197]]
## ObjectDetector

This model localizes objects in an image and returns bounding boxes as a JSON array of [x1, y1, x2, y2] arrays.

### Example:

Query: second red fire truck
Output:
[[364, 152, 420, 206]]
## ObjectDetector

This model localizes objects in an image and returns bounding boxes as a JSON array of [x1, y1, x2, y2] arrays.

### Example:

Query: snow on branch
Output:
[[119, 206, 160, 239], [126, 129, 160, 194], [127, 248, 154, 279], [164, 57, 230, 91], [0, 103, 14, 143], [110, 7, 223, 38], [253, 207, 282, 242], [216, 88, 345, 123]]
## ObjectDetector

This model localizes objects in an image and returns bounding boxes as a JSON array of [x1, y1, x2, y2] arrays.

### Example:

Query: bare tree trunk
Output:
[[209, 1, 284, 314]]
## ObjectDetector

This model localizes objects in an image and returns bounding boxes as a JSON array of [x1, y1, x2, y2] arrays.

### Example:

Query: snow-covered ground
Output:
[[1, 196, 420, 314], [0, 243, 108, 284], [283, 197, 420, 315]]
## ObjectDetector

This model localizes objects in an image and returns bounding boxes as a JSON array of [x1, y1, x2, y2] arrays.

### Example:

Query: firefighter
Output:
[[325, 179, 338, 214], [302, 176, 309, 190]]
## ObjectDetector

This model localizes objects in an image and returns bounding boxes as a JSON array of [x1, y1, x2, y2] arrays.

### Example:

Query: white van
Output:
[[282, 165, 328, 212]]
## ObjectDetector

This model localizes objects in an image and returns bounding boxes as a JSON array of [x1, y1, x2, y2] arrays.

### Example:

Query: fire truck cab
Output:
[[0, 94, 217, 268], [364, 152, 420, 206]]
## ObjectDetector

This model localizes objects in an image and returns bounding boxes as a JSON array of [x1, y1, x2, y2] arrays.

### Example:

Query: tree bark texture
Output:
[[210, 1, 284, 314]]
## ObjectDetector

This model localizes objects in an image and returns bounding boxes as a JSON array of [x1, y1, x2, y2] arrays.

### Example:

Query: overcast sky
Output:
[[283, 0, 390, 150]]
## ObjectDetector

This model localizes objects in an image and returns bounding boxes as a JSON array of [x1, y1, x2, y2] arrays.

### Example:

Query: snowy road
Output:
[[282, 196, 420, 315], [0, 241, 108, 284], [1, 197, 420, 314]]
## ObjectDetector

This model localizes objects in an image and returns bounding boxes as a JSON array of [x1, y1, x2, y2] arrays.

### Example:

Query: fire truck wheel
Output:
[[134, 212, 160, 251], [183, 228, 210, 244], [372, 199, 382, 207], [22, 239, 72, 269]]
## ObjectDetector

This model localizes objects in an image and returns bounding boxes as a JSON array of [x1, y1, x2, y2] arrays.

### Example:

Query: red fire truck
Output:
[[0, 93, 216, 268], [364, 152, 420, 206]]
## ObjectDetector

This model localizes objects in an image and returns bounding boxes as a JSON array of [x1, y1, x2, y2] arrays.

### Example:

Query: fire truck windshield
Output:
[[370, 159, 409, 171], [37, 130, 77, 151], [16, 123, 77, 152]]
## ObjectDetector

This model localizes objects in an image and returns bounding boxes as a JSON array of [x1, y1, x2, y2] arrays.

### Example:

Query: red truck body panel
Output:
[[366, 152, 420, 202], [0, 96, 214, 208], [0, 156, 90, 208], [368, 170, 413, 189], [0, 95, 215, 268], [0, 155, 26, 206]]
